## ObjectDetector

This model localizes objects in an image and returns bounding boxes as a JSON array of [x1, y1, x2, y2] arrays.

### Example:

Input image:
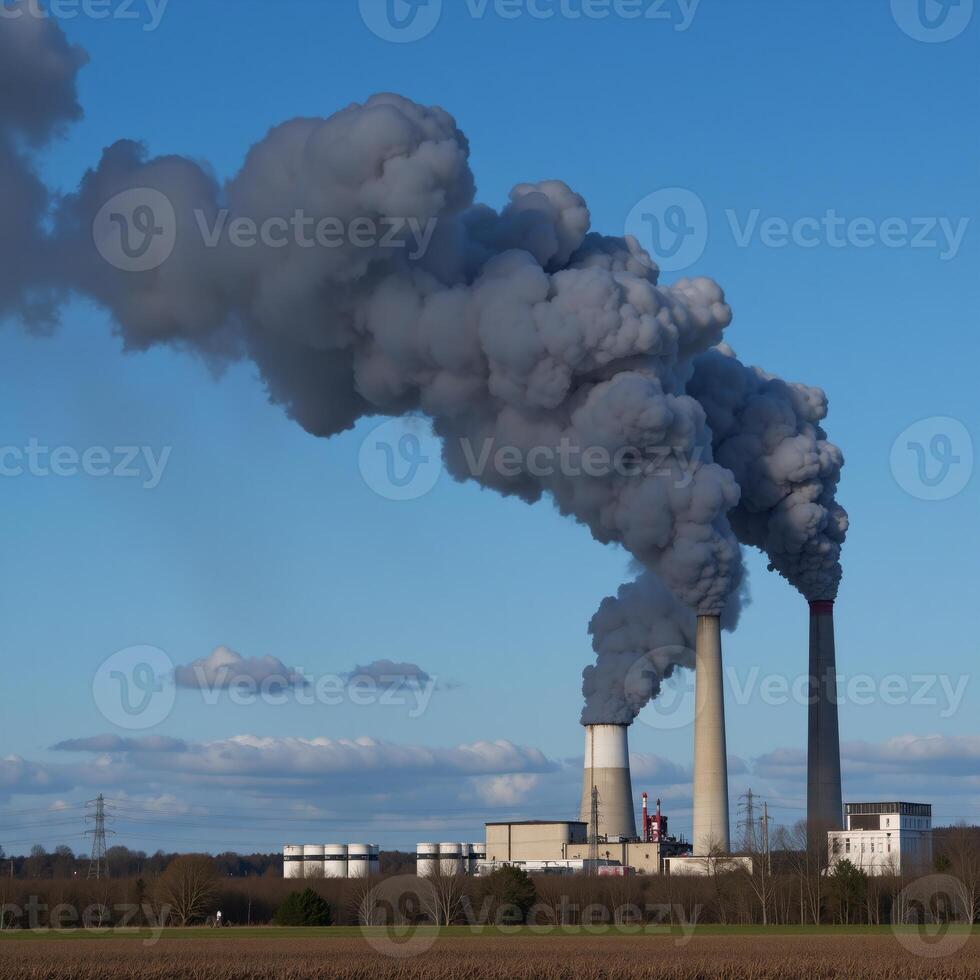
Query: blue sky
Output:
[[1, 0, 978, 855]]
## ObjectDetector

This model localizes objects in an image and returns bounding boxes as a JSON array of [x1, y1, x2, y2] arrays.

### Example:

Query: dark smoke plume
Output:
[[3, 13, 846, 729], [0, 4, 86, 328]]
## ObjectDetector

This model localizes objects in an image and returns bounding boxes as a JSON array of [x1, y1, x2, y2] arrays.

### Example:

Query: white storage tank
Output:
[[347, 843, 371, 878], [283, 844, 305, 879], [469, 843, 486, 874], [368, 844, 381, 876], [459, 843, 471, 875], [439, 842, 463, 876], [303, 844, 325, 879], [323, 844, 348, 879], [416, 843, 439, 878]]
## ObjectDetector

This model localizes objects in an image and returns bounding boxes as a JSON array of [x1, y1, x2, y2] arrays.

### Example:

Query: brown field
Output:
[[1, 934, 979, 979]]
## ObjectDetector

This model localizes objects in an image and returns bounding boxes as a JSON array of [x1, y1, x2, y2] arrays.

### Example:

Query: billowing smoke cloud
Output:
[[0, 3, 86, 328], [49, 95, 743, 617], [581, 568, 745, 725], [4, 14, 846, 729], [689, 345, 848, 602]]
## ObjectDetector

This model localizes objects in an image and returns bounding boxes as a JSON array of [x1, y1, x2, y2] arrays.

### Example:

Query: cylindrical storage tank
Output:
[[459, 843, 471, 876], [323, 844, 348, 879], [283, 844, 304, 879], [469, 843, 486, 874], [303, 844, 325, 879], [347, 844, 371, 878], [416, 843, 439, 878], [439, 842, 463, 876], [368, 844, 381, 876]]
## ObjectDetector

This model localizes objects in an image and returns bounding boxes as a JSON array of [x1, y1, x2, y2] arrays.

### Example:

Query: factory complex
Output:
[[283, 601, 932, 880]]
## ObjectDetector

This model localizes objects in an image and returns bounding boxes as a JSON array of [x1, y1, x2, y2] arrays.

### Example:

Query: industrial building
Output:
[[284, 602, 852, 881], [282, 843, 380, 879], [828, 802, 933, 876]]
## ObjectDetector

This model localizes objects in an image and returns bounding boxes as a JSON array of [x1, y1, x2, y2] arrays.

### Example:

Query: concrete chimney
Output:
[[807, 599, 843, 835], [692, 614, 730, 855], [579, 724, 637, 840]]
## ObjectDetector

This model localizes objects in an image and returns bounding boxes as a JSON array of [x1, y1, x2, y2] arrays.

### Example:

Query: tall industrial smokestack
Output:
[[808, 600, 843, 836], [579, 724, 637, 840], [692, 615, 730, 854]]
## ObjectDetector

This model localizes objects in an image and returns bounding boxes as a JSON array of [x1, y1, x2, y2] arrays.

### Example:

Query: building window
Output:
[[845, 840, 851, 853]]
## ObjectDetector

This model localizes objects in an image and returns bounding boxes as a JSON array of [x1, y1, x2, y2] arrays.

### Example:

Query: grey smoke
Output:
[[0, 4, 86, 328], [688, 344, 848, 602], [50, 93, 744, 619], [4, 15, 847, 729]]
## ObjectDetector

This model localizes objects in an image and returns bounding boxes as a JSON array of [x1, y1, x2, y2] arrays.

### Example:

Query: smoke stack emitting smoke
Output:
[[4, 14, 848, 775]]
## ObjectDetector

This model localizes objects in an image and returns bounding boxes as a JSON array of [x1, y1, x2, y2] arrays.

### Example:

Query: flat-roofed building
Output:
[[828, 802, 932, 876], [485, 821, 588, 864]]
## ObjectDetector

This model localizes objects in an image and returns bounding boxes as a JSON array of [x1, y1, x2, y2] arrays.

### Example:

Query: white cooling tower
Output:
[[808, 599, 843, 835], [416, 843, 439, 878], [323, 844, 348, 879], [578, 723, 637, 840], [692, 615, 730, 855], [469, 843, 486, 874], [283, 844, 304, 879]]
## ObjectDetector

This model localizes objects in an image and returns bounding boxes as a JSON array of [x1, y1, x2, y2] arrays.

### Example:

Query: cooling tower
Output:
[[692, 615, 730, 855], [579, 723, 637, 840], [807, 599, 843, 835]]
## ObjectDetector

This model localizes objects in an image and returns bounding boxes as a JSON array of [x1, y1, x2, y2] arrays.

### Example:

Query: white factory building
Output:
[[283, 844, 380, 879], [828, 802, 933, 876]]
